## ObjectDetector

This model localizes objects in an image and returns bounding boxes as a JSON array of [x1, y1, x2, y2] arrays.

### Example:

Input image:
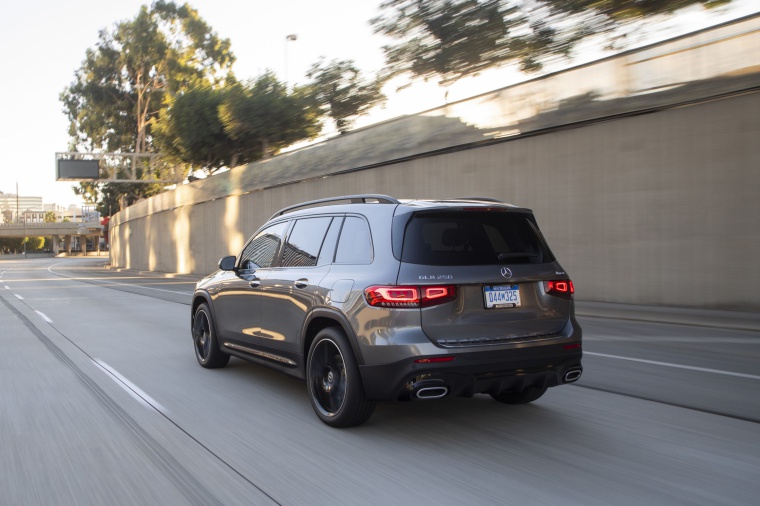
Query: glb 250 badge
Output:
[[419, 274, 454, 280]]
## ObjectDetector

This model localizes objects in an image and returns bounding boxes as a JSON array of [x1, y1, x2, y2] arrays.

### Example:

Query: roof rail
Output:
[[450, 197, 504, 203], [270, 194, 400, 220]]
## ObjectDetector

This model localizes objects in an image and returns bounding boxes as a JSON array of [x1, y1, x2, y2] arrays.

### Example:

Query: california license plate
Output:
[[484, 285, 521, 308]]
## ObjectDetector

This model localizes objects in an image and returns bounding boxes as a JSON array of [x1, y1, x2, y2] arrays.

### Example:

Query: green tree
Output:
[[153, 85, 236, 173], [0, 238, 24, 253], [61, 1, 235, 210], [219, 73, 321, 160], [154, 73, 322, 173], [373, 1, 523, 84], [372, 0, 732, 84], [76, 182, 153, 217], [25, 237, 45, 252], [540, 0, 731, 22], [44, 211, 57, 223], [306, 59, 386, 133]]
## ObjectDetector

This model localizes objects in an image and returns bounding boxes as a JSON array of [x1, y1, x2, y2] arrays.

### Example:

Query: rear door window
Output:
[[401, 211, 553, 266], [281, 217, 333, 267]]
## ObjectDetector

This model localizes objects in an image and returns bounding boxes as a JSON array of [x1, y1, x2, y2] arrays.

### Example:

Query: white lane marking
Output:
[[48, 264, 192, 296], [93, 359, 169, 413], [14, 293, 23, 300], [4, 285, 9, 290], [585, 352, 760, 380], [34, 310, 53, 323]]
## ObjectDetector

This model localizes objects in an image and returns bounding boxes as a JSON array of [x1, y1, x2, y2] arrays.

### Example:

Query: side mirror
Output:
[[218, 256, 236, 271]]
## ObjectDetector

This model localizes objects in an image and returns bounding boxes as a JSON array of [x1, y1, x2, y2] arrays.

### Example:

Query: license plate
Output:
[[484, 285, 521, 308]]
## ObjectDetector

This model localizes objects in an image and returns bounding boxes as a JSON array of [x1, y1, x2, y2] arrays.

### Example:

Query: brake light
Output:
[[544, 280, 574, 299], [365, 285, 456, 308]]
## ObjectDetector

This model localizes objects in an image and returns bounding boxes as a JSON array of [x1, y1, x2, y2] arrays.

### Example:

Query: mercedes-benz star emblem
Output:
[[500, 267, 513, 279]]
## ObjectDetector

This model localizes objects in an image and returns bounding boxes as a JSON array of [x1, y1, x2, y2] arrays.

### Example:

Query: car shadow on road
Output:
[[215, 357, 587, 437]]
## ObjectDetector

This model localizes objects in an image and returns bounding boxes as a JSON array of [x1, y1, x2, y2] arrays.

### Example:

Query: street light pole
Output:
[[284, 34, 297, 84]]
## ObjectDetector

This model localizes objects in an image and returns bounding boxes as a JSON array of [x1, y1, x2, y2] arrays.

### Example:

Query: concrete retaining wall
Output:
[[110, 89, 760, 310], [110, 17, 760, 310]]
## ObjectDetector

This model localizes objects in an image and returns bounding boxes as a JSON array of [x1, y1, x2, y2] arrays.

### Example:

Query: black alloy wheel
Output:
[[306, 327, 375, 428], [192, 303, 230, 368]]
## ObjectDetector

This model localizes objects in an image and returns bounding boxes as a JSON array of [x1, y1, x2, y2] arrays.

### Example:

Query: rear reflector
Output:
[[563, 343, 582, 350], [544, 280, 575, 299], [414, 356, 455, 364], [365, 285, 456, 308]]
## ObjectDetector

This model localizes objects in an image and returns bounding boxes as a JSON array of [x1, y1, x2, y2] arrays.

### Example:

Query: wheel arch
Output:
[[191, 291, 214, 330], [302, 309, 365, 370]]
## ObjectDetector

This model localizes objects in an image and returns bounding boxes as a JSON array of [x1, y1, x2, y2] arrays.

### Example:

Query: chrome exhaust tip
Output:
[[416, 386, 449, 399], [563, 369, 582, 383]]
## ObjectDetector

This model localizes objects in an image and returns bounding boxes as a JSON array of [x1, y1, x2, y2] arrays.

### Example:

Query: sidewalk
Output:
[[575, 301, 760, 332]]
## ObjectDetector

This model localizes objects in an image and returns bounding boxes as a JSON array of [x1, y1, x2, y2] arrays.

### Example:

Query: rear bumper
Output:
[[359, 344, 582, 402]]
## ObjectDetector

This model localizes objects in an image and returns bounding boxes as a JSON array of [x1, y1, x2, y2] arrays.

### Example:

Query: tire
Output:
[[490, 385, 548, 404], [192, 303, 230, 369], [306, 327, 375, 428]]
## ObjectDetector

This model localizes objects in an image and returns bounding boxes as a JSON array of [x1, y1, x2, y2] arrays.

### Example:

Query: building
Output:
[[0, 191, 85, 224], [0, 191, 43, 224]]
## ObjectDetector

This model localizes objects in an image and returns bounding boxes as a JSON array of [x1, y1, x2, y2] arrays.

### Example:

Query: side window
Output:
[[281, 217, 333, 267], [239, 221, 289, 269], [334, 216, 373, 264]]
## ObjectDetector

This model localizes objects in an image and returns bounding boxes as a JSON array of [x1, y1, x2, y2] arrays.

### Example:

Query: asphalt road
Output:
[[1, 257, 758, 505]]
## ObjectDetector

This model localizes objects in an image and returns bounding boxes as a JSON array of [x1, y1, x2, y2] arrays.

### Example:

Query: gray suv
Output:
[[191, 195, 582, 427]]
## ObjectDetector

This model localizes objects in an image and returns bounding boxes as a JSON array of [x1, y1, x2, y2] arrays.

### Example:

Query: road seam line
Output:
[[48, 265, 192, 295], [93, 359, 169, 413], [34, 310, 53, 323], [585, 351, 760, 380]]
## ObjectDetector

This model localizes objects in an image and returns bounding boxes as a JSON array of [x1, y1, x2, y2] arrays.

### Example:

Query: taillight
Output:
[[544, 280, 574, 299], [365, 285, 457, 308]]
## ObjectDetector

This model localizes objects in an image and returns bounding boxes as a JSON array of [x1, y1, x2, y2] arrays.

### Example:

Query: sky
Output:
[[0, 0, 757, 208]]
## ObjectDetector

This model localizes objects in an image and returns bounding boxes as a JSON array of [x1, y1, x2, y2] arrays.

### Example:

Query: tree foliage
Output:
[[541, 0, 731, 22], [62, 1, 234, 154], [0, 238, 24, 254], [152, 85, 235, 172], [306, 59, 387, 133], [0, 237, 44, 254], [372, 0, 733, 84], [61, 1, 235, 212], [219, 74, 321, 160], [154, 73, 321, 171]]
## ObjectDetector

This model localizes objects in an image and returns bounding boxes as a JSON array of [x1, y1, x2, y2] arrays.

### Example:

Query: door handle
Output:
[[294, 279, 309, 289]]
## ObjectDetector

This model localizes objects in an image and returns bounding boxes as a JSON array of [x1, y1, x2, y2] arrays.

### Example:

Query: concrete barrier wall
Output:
[[110, 89, 760, 310]]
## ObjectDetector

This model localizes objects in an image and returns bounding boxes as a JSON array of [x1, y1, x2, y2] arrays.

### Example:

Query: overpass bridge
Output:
[[0, 222, 103, 254]]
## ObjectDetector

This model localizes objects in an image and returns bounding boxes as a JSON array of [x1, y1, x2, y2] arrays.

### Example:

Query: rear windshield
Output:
[[401, 211, 554, 266]]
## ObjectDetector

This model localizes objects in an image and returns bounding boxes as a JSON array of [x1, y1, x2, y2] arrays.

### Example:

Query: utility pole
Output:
[[17, 182, 26, 258]]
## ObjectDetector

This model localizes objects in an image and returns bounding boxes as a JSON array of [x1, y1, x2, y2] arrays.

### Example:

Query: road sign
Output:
[[55, 152, 184, 184]]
